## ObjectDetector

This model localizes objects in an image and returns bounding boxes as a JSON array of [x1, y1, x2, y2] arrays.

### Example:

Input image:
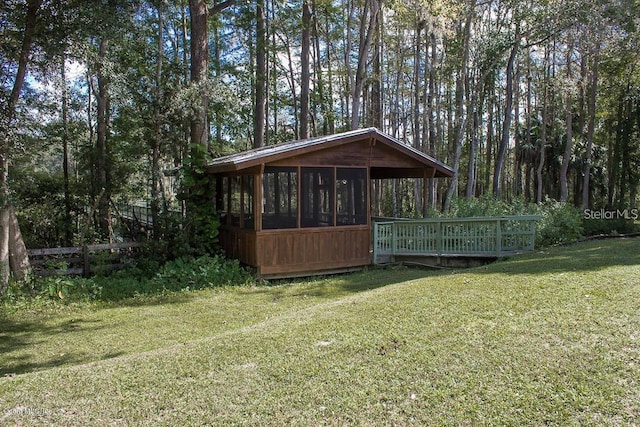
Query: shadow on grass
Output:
[[0, 317, 120, 376], [486, 237, 640, 275], [255, 265, 449, 300]]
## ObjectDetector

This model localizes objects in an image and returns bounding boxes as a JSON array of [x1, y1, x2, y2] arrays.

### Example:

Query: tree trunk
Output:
[[512, 58, 521, 197], [350, 0, 379, 130], [300, 0, 311, 139], [582, 43, 599, 209], [559, 41, 574, 202], [151, 4, 164, 238], [427, 32, 438, 207], [61, 56, 73, 246], [0, 0, 41, 294], [8, 206, 30, 284], [189, 0, 209, 148], [493, 36, 518, 197], [537, 46, 551, 204], [370, 5, 383, 130], [255, 0, 267, 146], [96, 38, 111, 236], [465, 88, 483, 198], [444, 8, 472, 212]]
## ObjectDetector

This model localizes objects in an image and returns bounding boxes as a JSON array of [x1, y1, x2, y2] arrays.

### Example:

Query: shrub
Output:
[[447, 195, 529, 218], [94, 255, 251, 301], [582, 215, 640, 236], [531, 200, 584, 247], [151, 255, 251, 292], [445, 196, 584, 248], [2, 254, 253, 305]]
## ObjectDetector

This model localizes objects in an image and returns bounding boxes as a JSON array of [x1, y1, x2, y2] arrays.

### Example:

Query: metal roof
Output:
[[205, 127, 454, 177]]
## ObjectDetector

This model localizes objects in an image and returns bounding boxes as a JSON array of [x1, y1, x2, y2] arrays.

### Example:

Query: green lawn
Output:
[[1, 238, 639, 426]]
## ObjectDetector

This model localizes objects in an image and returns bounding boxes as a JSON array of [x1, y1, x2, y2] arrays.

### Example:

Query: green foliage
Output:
[[177, 144, 220, 256], [447, 195, 529, 217], [582, 217, 640, 236], [97, 255, 250, 301], [531, 200, 584, 247], [445, 196, 584, 247]]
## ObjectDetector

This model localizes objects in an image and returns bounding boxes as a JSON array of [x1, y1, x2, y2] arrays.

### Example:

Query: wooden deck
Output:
[[373, 216, 540, 265]]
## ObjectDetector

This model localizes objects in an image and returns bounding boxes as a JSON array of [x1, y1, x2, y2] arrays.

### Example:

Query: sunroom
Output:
[[207, 127, 454, 278]]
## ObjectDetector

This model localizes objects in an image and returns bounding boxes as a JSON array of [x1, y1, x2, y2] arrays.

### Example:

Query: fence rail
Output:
[[373, 216, 540, 264], [27, 242, 143, 277]]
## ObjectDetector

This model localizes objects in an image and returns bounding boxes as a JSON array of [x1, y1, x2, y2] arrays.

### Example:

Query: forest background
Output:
[[1, 0, 639, 292]]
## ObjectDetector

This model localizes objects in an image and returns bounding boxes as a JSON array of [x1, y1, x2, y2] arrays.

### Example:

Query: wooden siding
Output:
[[221, 226, 371, 276], [256, 226, 371, 276], [268, 139, 426, 169], [220, 226, 371, 276], [219, 227, 258, 267]]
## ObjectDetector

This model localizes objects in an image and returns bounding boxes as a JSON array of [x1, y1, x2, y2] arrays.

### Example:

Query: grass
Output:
[[1, 238, 639, 426]]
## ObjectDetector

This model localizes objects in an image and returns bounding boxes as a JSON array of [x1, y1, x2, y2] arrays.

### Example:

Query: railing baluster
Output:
[[371, 215, 540, 263]]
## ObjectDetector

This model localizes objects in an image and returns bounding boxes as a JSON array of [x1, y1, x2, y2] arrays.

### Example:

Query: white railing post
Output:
[[437, 219, 443, 257], [496, 218, 502, 256]]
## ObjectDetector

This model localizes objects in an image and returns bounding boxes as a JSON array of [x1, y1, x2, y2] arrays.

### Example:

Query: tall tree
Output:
[[0, 0, 42, 293], [300, 0, 311, 139], [189, 0, 234, 149], [254, 0, 267, 147], [493, 24, 520, 197], [559, 39, 574, 202], [95, 38, 111, 236], [350, 0, 379, 130], [444, 3, 473, 211]]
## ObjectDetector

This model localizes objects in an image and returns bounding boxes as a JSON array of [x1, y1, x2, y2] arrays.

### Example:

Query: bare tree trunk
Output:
[[560, 40, 574, 202], [96, 38, 111, 236], [524, 49, 532, 202], [0, 0, 41, 294], [370, 5, 383, 129], [8, 206, 30, 284], [444, 8, 472, 211], [280, 31, 299, 139], [537, 47, 551, 203], [322, 8, 336, 134], [151, 4, 164, 238], [350, 0, 379, 130], [512, 59, 521, 198], [465, 88, 483, 198], [300, 0, 311, 139], [493, 34, 518, 197], [582, 43, 599, 209], [427, 31, 438, 207], [255, 0, 267, 146], [189, 0, 209, 148], [61, 56, 73, 246]]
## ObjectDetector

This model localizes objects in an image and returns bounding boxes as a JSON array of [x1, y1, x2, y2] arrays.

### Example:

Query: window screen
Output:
[[242, 175, 254, 229], [262, 167, 298, 229], [336, 168, 367, 225], [301, 168, 334, 227], [229, 176, 241, 227]]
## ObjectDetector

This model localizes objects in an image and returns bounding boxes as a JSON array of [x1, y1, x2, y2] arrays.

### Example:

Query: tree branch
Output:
[[211, 0, 234, 15]]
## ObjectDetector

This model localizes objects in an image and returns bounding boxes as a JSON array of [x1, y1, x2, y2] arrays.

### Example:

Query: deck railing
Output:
[[373, 215, 540, 264]]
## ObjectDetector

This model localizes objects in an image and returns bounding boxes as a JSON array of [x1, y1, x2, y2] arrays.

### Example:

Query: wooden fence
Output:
[[27, 242, 143, 277], [373, 216, 540, 264]]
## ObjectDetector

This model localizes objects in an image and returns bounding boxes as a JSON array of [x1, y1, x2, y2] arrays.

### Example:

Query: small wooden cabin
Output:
[[207, 127, 454, 278]]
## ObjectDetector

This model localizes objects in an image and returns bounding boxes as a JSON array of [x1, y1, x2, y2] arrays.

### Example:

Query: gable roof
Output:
[[205, 127, 454, 178]]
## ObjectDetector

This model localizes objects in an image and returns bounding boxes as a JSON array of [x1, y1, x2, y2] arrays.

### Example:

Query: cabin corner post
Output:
[[255, 166, 264, 232], [215, 175, 224, 213]]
